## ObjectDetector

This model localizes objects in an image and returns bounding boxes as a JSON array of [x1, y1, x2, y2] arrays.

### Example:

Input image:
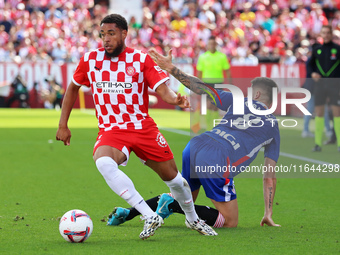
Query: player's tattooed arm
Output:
[[149, 48, 215, 99], [169, 65, 214, 96]]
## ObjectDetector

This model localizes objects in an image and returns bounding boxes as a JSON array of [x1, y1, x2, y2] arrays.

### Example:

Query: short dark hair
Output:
[[251, 77, 278, 104], [321, 24, 332, 34], [100, 14, 128, 31]]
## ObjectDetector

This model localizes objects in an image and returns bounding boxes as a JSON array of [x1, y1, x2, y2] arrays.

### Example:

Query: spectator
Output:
[[262, 13, 275, 34], [169, 0, 184, 13], [196, 22, 211, 45], [139, 22, 153, 46], [281, 50, 297, 65], [244, 49, 259, 66], [6, 74, 29, 108], [198, 4, 215, 24], [44, 5, 63, 20], [44, 76, 64, 110], [0, 12, 13, 34], [230, 52, 245, 66], [51, 38, 68, 63], [170, 11, 187, 31]]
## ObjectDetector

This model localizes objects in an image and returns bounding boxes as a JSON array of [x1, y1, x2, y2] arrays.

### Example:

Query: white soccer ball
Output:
[[59, 209, 93, 243]]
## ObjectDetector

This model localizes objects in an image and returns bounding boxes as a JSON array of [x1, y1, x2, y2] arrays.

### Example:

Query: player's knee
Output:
[[222, 213, 238, 228], [223, 219, 238, 228], [95, 156, 118, 179], [95, 156, 117, 170], [165, 173, 193, 205], [166, 176, 191, 194], [165, 172, 184, 189]]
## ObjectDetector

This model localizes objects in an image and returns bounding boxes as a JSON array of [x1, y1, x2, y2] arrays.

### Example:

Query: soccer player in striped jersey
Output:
[[107, 49, 281, 228], [56, 14, 217, 239]]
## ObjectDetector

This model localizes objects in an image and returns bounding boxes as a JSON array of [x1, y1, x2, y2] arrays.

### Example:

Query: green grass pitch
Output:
[[0, 109, 339, 255]]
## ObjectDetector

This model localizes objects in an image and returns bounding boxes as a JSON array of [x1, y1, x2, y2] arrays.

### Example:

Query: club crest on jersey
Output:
[[331, 48, 337, 60], [156, 133, 167, 148], [126, 66, 136, 76]]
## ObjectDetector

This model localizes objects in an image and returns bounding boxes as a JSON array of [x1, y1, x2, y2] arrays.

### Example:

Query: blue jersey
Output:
[[204, 90, 280, 176]]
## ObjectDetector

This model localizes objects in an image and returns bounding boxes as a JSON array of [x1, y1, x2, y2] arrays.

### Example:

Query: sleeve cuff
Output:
[[72, 77, 82, 86], [72, 77, 88, 87], [152, 77, 169, 92]]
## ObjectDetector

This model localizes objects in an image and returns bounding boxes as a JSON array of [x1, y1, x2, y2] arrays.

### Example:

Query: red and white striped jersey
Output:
[[72, 47, 169, 131]]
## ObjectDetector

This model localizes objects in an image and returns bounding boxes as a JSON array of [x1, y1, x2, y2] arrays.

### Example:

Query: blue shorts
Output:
[[181, 134, 237, 202]]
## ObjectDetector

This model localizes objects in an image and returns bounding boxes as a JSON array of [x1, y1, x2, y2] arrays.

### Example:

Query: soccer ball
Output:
[[59, 209, 93, 243]]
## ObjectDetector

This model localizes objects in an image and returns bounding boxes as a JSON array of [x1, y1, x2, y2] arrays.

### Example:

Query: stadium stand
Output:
[[1, 0, 340, 65]]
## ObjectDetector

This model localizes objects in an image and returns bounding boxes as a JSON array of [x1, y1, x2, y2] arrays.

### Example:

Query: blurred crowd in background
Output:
[[1, 0, 340, 65]]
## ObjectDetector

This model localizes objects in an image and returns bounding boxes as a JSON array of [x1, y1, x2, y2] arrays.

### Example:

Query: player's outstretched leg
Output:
[[107, 193, 224, 229], [107, 196, 160, 226], [154, 187, 219, 235], [156, 193, 224, 228], [164, 172, 217, 236], [107, 207, 130, 226], [185, 218, 218, 236], [96, 156, 161, 239], [156, 193, 174, 219], [139, 215, 164, 240]]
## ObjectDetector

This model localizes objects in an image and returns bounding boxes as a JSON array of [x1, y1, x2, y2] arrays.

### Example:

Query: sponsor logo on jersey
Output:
[[126, 66, 136, 76], [96, 82, 132, 89], [210, 128, 240, 150], [95, 81, 133, 93]]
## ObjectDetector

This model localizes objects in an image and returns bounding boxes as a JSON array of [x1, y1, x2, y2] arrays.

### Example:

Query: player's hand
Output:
[[56, 127, 71, 146], [149, 48, 173, 73], [311, 72, 321, 82], [260, 215, 281, 227], [175, 93, 190, 109]]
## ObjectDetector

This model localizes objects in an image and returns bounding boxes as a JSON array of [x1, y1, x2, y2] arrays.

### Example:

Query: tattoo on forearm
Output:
[[170, 66, 214, 95], [268, 187, 273, 209]]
